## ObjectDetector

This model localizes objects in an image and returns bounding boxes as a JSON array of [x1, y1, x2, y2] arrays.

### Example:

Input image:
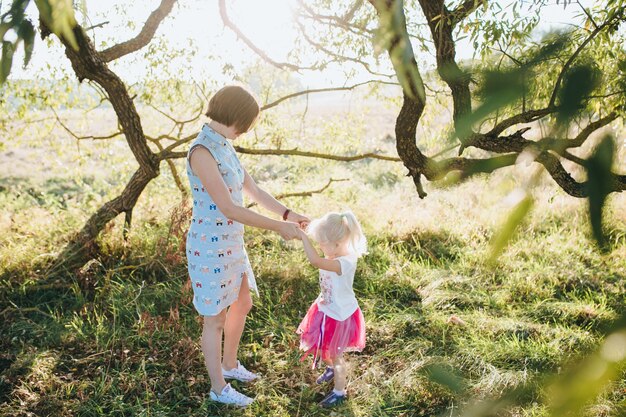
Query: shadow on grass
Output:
[[390, 230, 466, 266]]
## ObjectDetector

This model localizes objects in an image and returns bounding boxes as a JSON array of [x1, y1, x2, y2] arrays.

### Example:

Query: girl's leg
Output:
[[332, 356, 347, 392], [316, 359, 335, 384], [202, 309, 227, 394], [223, 273, 253, 370]]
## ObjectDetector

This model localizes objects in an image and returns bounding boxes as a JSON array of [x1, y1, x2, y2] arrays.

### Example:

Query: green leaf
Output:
[[1, 41, 16, 83], [548, 313, 626, 416], [457, 68, 526, 141], [556, 64, 601, 126], [488, 192, 533, 262], [585, 134, 615, 248], [424, 363, 465, 395], [17, 20, 35, 67], [373, 0, 426, 102], [34, 0, 78, 50]]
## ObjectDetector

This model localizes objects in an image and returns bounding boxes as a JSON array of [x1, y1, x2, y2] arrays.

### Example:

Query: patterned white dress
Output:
[[185, 124, 258, 316]]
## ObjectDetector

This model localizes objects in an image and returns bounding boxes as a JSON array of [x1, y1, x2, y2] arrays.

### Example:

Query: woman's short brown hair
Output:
[[205, 85, 260, 134]]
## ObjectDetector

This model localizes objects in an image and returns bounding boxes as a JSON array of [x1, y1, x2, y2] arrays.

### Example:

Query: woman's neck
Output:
[[208, 120, 233, 140]]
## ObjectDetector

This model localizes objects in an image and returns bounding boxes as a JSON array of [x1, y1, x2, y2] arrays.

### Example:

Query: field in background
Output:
[[1, 90, 625, 416]]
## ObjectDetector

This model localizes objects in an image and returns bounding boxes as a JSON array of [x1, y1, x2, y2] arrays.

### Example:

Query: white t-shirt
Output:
[[316, 254, 359, 321]]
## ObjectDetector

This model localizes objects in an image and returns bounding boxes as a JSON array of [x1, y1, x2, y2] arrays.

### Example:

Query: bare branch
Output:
[[486, 107, 557, 137], [147, 102, 204, 127], [297, 0, 375, 37], [52, 108, 123, 141], [158, 145, 400, 163], [295, 17, 394, 78], [148, 134, 187, 196], [86, 21, 110, 31], [246, 178, 348, 208], [576, 0, 598, 30], [536, 152, 587, 197], [568, 112, 617, 147], [233, 146, 400, 162], [42, 22, 159, 176], [219, 0, 315, 72], [260, 80, 400, 111], [100, 0, 177, 62]]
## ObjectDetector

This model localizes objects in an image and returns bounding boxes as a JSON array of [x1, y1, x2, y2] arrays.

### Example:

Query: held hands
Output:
[[276, 210, 309, 241], [287, 211, 310, 230], [277, 221, 301, 241]]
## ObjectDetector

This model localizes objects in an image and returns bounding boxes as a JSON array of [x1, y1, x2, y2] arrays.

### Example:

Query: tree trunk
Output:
[[48, 167, 157, 273]]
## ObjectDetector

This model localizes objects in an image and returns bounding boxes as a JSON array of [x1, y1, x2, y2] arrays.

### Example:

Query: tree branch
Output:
[[246, 178, 348, 208], [294, 17, 393, 78], [260, 80, 400, 111], [158, 145, 400, 162], [219, 0, 315, 72], [52, 108, 123, 141], [100, 0, 177, 62], [418, 0, 472, 135], [450, 0, 485, 26], [43, 23, 159, 174], [486, 107, 557, 137], [296, 0, 375, 37], [569, 112, 617, 147]]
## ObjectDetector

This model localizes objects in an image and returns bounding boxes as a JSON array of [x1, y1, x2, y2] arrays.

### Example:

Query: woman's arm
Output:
[[189, 147, 299, 240], [298, 229, 341, 274], [243, 168, 310, 226]]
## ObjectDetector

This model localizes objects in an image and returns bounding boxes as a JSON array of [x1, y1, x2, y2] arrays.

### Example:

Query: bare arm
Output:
[[243, 168, 310, 226], [298, 229, 342, 274], [189, 147, 299, 240]]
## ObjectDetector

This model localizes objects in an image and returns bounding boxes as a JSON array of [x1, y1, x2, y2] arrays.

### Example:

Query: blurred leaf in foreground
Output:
[[556, 64, 601, 128], [1, 0, 77, 84], [372, 0, 425, 102], [488, 190, 533, 263], [584, 134, 616, 248]]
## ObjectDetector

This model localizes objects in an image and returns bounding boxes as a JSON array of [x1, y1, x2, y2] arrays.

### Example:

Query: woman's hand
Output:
[[277, 222, 301, 241], [287, 211, 310, 230]]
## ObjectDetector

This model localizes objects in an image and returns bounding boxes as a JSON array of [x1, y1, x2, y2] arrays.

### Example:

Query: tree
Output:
[[221, 0, 626, 248]]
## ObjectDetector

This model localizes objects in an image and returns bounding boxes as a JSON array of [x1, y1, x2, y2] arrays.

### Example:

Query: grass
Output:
[[1, 169, 625, 416]]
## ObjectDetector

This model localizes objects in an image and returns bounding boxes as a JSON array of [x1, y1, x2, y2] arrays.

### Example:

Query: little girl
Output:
[[296, 211, 367, 408]]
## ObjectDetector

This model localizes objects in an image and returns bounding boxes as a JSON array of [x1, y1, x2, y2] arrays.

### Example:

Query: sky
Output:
[[7, 0, 597, 89]]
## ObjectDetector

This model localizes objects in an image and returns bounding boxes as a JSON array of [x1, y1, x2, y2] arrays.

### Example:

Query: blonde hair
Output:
[[308, 211, 367, 257], [206, 85, 260, 134]]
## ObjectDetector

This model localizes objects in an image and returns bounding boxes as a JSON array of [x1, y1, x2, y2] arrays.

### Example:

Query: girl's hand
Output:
[[296, 228, 308, 240], [288, 211, 310, 230], [277, 222, 300, 241]]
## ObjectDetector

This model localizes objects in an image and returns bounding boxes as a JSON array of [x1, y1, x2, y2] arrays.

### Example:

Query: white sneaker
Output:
[[222, 361, 259, 382], [209, 383, 254, 407]]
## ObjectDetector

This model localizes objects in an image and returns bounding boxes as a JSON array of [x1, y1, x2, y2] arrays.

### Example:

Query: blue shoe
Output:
[[319, 391, 346, 408], [316, 366, 334, 384]]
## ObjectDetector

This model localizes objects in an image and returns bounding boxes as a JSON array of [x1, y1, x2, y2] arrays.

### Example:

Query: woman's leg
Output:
[[223, 273, 253, 370], [202, 309, 227, 394], [332, 356, 347, 392]]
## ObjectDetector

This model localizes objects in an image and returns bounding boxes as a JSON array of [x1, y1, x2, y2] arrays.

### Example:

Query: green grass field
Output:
[[1, 104, 625, 416]]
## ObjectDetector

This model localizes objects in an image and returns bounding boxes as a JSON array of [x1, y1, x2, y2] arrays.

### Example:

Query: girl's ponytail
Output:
[[342, 211, 367, 257]]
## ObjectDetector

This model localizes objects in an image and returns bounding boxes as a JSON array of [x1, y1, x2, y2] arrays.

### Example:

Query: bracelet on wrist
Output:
[[282, 209, 291, 221]]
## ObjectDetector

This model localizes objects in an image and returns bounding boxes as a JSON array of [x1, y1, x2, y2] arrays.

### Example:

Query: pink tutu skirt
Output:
[[296, 302, 366, 366]]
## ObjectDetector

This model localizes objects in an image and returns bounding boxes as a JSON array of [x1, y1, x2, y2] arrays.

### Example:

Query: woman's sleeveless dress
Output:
[[185, 124, 258, 316]]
